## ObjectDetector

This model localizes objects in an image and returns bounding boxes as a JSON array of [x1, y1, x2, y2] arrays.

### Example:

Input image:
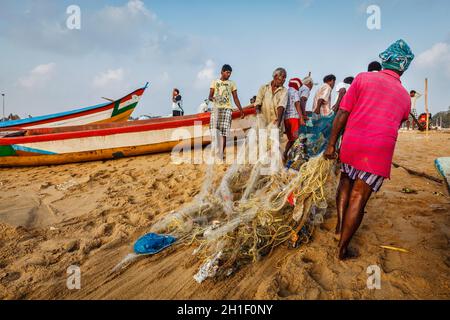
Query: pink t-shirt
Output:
[[339, 70, 411, 178]]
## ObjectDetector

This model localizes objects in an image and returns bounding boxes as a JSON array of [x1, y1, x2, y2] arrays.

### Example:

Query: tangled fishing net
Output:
[[147, 114, 338, 283]]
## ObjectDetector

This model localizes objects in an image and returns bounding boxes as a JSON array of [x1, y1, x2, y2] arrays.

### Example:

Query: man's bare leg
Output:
[[338, 178, 373, 260], [335, 172, 353, 235], [222, 136, 227, 157], [284, 140, 294, 161]]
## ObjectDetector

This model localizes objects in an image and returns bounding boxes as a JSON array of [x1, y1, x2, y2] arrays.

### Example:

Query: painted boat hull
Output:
[[0, 107, 257, 167], [0, 84, 148, 130]]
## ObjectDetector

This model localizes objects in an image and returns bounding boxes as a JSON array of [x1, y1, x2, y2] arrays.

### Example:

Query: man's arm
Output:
[[315, 99, 324, 114], [275, 90, 288, 126], [332, 88, 346, 112], [232, 90, 245, 118], [276, 106, 284, 127], [254, 86, 264, 113], [300, 97, 308, 119], [208, 88, 215, 102], [323, 109, 350, 159], [294, 100, 302, 120]]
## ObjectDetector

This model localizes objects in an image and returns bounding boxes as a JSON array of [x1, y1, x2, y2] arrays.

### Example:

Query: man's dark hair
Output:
[[222, 64, 233, 72], [323, 74, 336, 83], [173, 88, 180, 94], [410, 90, 416, 95], [368, 61, 382, 72], [344, 77, 354, 85]]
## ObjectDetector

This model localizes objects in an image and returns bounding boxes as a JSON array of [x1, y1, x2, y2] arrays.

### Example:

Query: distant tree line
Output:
[[431, 107, 450, 128]]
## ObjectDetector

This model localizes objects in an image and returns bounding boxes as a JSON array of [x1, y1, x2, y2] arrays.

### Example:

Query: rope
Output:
[[149, 117, 336, 280]]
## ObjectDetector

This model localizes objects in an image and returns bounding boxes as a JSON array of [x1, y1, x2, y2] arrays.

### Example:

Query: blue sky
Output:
[[1, 0, 449, 118]]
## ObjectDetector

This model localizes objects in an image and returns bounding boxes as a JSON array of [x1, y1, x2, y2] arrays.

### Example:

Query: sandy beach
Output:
[[0, 131, 449, 300]]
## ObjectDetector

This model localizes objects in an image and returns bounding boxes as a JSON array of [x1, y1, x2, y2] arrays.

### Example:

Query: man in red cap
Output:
[[283, 78, 303, 160]]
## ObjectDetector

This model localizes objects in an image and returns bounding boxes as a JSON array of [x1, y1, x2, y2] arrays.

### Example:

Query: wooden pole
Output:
[[425, 78, 429, 136]]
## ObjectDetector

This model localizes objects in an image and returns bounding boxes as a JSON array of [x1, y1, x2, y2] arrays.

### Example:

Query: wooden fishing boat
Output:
[[0, 84, 148, 130], [0, 107, 257, 167]]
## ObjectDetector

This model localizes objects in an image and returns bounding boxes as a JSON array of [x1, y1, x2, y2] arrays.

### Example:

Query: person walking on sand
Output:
[[209, 64, 245, 159], [172, 88, 184, 117], [312, 74, 336, 117], [407, 90, 422, 130], [324, 39, 414, 260]]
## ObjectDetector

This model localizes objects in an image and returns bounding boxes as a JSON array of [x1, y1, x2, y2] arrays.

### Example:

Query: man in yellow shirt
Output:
[[254, 67, 288, 128], [209, 64, 245, 158]]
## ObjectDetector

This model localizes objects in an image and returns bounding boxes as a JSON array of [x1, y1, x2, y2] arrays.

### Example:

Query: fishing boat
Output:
[[0, 83, 148, 130], [0, 107, 257, 167]]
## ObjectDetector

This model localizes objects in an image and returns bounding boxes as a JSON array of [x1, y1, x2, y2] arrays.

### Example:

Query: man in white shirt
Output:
[[332, 77, 354, 112], [299, 76, 314, 122], [407, 90, 422, 130], [312, 74, 336, 117], [283, 76, 314, 159]]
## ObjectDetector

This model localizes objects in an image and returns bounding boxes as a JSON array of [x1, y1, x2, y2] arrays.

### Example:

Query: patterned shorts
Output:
[[408, 108, 418, 122], [341, 163, 385, 192], [210, 108, 233, 137]]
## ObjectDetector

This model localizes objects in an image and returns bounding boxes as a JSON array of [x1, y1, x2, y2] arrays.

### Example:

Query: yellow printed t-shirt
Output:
[[210, 79, 237, 109]]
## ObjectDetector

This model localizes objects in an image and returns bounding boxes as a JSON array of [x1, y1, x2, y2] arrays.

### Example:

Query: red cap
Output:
[[288, 78, 302, 91]]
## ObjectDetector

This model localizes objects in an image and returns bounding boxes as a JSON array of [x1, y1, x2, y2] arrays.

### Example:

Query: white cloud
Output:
[[415, 42, 450, 77], [194, 60, 216, 89], [197, 60, 216, 81], [100, 0, 157, 23], [2, 0, 203, 62], [18, 62, 56, 88], [127, 0, 156, 18], [93, 68, 124, 88], [416, 42, 450, 66]]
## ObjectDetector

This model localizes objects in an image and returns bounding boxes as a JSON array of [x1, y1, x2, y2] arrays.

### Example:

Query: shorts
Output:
[[408, 108, 418, 122], [341, 163, 385, 192], [284, 118, 300, 142], [210, 108, 233, 137]]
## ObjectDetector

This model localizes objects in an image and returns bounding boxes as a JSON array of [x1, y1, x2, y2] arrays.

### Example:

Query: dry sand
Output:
[[0, 131, 449, 300]]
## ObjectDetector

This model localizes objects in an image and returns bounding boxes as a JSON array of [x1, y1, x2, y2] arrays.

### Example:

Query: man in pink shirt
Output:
[[324, 39, 415, 260]]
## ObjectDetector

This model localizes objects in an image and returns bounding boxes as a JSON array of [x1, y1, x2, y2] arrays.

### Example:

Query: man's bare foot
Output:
[[338, 246, 359, 260], [333, 233, 341, 242]]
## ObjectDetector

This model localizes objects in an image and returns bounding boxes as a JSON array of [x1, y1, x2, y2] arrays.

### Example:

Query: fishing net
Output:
[[148, 113, 338, 283]]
